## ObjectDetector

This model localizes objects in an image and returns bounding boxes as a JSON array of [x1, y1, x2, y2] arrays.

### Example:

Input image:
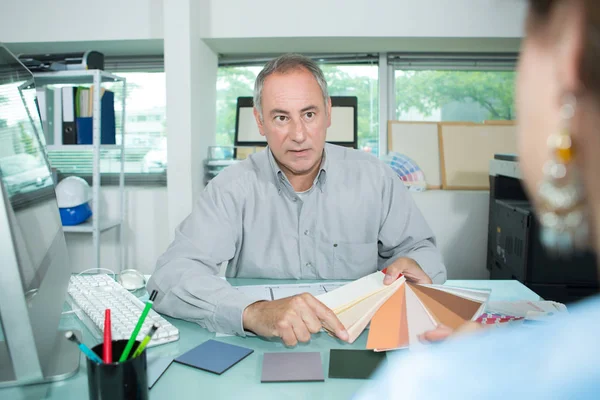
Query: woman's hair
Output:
[[529, 0, 555, 17], [528, 0, 600, 95]]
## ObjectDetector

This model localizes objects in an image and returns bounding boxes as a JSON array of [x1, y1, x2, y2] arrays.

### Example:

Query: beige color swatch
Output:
[[317, 271, 393, 313]]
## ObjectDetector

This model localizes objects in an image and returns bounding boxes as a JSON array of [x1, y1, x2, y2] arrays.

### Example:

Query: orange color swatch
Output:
[[366, 284, 409, 350]]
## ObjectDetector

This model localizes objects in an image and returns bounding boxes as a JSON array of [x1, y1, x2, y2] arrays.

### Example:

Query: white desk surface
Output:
[[0, 279, 540, 400]]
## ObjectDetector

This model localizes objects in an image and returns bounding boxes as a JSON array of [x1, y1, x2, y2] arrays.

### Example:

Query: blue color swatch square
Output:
[[174, 340, 254, 375]]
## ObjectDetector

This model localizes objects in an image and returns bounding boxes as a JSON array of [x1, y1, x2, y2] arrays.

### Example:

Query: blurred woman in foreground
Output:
[[356, 1, 600, 398]]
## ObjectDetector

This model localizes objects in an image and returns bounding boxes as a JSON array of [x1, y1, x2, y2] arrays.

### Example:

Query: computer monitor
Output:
[[0, 44, 79, 388], [234, 96, 358, 149]]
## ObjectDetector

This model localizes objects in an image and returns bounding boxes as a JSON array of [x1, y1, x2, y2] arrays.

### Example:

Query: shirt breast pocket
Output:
[[332, 241, 378, 279]]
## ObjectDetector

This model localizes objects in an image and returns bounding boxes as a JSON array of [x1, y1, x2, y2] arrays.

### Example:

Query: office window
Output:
[[390, 54, 518, 123], [48, 70, 167, 185], [216, 57, 379, 154], [216, 66, 262, 147]]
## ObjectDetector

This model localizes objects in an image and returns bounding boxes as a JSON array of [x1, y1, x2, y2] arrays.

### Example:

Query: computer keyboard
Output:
[[67, 274, 179, 347]]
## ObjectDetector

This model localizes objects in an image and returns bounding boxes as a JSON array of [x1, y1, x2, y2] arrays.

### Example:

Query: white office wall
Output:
[[163, 0, 217, 236], [0, 0, 526, 44], [208, 0, 526, 39], [412, 191, 491, 280], [65, 187, 170, 275], [0, 0, 164, 43]]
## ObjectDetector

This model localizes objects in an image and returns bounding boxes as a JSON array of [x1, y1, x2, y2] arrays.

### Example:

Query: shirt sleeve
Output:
[[146, 180, 264, 336], [377, 165, 447, 284]]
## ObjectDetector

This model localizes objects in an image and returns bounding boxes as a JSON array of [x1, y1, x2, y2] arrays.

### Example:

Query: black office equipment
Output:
[[18, 51, 105, 72], [61, 86, 77, 144], [234, 96, 358, 149], [487, 155, 598, 304]]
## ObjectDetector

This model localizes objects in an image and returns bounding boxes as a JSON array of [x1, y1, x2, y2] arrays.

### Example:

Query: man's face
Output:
[[254, 67, 331, 177]]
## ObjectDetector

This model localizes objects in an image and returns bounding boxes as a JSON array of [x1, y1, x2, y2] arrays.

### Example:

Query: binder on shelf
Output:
[[53, 88, 62, 145], [61, 86, 77, 144], [35, 87, 55, 145], [75, 90, 116, 145], [76, 117, 93, 144], [100, 90, 116, 145]]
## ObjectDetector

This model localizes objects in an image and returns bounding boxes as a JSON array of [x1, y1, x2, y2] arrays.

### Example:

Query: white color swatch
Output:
[[405, 284, 437, 350]]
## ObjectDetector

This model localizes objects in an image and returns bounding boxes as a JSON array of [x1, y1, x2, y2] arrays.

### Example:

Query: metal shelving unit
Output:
[[21, 70, 127, 272]]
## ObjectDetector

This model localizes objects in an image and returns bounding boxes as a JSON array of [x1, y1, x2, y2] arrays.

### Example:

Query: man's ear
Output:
[[326, 97, 332, 128], [554, 1, 585, 96], [253, 107, 266, 137]]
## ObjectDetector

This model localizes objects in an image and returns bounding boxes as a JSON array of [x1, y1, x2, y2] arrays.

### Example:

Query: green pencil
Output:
[[131, 323, 160, 358], [119, 290, 157, 362]]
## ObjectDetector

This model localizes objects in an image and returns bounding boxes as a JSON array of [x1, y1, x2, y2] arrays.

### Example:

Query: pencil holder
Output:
[[87, 340, 149, 400]]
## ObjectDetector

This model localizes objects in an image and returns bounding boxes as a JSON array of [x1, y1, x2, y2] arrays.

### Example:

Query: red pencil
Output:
[[103, 309, 112, 363]]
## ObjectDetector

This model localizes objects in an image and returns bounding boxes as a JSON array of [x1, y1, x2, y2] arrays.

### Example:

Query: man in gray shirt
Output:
[[147, 54, 446, 346]]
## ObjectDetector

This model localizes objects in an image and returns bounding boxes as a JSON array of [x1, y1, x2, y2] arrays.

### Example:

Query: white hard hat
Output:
[[55, 176, 92, 208]]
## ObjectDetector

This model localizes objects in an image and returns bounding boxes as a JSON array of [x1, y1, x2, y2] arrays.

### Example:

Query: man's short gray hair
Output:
[[253, 54, 329, 121]]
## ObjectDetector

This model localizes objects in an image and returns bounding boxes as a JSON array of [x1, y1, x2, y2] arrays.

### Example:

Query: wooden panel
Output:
[[484, 120, 517, 125], [388, 121, 442, 189], [440, 123, 517, 190]]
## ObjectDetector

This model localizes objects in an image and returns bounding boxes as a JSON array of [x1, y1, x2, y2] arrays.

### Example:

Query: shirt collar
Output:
[[268, 146, 328, 194]]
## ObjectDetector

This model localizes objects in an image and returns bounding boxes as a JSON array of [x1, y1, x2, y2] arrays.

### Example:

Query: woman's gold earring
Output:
[[537, 94, 589, 254]]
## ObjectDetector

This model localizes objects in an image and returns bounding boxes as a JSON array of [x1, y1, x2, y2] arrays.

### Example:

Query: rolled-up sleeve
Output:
[[377, 166, 447, 284], [146, 181, 264, 336]]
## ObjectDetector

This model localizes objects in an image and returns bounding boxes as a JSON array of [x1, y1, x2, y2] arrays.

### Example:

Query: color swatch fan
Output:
[[316, 272, 490, 350], [367, 283, 490, 351], [382, 152, 427, 191], [317, 272, 406, 343]]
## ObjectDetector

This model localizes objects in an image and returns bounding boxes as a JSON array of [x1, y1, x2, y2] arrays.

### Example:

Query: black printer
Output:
[[487, 154, 599, 304]]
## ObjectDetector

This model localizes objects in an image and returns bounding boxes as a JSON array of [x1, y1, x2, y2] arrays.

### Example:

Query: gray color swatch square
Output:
[[261, 352, 324, 383]]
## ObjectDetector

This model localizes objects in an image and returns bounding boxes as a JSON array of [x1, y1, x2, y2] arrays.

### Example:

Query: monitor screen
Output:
[[0, 44, 73, 377], [0, 47, 59, 295], [235, 96, 358, 148]]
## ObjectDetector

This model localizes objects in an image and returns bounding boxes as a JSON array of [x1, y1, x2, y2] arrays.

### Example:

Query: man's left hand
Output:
[[383, 257, 432, 285]]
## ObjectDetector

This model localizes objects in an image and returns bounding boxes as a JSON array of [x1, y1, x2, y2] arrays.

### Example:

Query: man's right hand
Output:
[[242, 293, 349, 346]]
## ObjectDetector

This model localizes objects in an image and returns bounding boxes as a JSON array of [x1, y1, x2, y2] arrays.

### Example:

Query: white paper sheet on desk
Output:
[[272, 284, 325, 299], [215, 282, 349, 338], [233, 285, 272, 301], [232, 282, 347, 301], [147, 356, 173, 389], [486, 300, 568, 318]]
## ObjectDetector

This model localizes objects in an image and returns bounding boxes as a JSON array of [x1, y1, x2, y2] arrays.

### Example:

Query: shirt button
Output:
[[292, 197, 298, 202], [305, 262, 312, 268], [304, 230, 309, 235]]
